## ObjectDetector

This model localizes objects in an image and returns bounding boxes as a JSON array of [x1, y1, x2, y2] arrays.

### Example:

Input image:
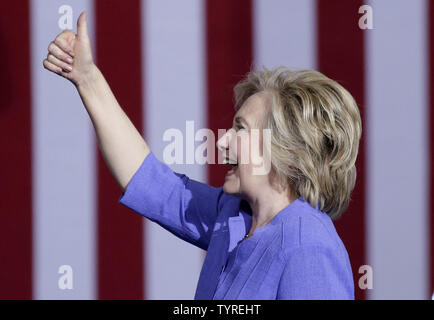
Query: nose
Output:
[[216, 129, 235, 152]]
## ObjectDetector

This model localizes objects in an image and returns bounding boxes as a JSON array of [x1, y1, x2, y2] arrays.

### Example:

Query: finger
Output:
[[48, 41, 73, 64], [54, 36, 75, 57], [47, 53, 73, 72], [43, 59, 68, 77], [77, 11, 89, 40]]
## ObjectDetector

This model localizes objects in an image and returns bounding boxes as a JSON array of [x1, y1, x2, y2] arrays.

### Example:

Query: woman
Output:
[[44, 12, 361, 300]]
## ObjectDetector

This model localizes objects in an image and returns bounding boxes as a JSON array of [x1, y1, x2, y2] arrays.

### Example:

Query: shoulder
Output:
[[275, 200, 355, 299], [279, 198, 348, 260]]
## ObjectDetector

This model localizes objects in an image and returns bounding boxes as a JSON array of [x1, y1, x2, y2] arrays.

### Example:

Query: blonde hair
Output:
[[233, 66, 362, 220]]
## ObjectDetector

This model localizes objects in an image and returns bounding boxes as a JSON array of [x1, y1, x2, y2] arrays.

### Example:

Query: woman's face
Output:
[[217, 91, 271, 200]]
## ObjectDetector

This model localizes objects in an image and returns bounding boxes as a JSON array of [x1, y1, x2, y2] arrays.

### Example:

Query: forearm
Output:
[[76, 64, 150, 192]]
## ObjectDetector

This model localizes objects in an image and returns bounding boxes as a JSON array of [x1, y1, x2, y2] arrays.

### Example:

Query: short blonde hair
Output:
[[233, 66, 362, 220]]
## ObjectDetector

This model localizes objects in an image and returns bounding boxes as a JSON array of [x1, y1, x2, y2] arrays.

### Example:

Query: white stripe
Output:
[[31, 0, 96, 299], [253, 0, 316, 70], [142, 0, 205, 299], [366, 0, 429, 299]]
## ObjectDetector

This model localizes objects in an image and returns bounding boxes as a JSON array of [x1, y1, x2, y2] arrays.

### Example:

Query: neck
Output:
[[246, 188, 297, 236]]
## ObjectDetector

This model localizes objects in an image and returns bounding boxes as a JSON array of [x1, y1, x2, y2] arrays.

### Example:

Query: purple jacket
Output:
[[119, 152, 355, 299]]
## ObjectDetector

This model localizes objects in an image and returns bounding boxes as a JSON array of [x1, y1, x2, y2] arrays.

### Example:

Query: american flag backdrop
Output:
[[0, 0, 432, 300]]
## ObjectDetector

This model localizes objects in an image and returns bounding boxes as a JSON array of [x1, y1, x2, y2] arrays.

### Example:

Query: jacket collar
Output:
[[227, 197, 306, 252]]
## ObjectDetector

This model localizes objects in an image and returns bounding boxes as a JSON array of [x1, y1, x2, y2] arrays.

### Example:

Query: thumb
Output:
[[77, 11, 89, 40]]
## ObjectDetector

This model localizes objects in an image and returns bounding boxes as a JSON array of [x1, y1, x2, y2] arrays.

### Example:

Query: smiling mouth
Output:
[[223, 158, 238, 176]]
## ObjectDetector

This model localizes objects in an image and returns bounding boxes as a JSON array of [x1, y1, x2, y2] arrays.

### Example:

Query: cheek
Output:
[[237, 140, 257, 181], [239, 160, 268, 190], [237, 134, 251, 165], [234, 131, 267, 189], [238, 163, 254, 189], [250, 130, 264, 161], [236, 131, 264, 165]]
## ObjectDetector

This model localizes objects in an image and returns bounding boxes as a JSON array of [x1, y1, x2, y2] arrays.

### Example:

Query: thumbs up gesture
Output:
[[43, 11, 95, 86]]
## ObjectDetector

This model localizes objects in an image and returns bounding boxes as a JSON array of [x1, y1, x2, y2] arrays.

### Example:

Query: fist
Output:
[[43, 11, 95, 86]]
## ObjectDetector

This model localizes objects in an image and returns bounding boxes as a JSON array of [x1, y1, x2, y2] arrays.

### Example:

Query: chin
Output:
[[222, 182, 240, 196]]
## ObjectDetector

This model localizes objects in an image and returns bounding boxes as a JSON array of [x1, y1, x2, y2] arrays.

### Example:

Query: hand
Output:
[[43, 11, 95, 87]]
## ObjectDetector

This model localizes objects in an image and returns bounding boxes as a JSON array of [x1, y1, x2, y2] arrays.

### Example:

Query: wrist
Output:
[[75, 64, 99, 90]]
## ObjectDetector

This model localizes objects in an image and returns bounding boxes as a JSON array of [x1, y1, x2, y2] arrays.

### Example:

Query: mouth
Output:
[[223, 158, 238, 177]]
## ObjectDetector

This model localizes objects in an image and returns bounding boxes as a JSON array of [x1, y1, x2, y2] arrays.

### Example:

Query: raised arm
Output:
[[43, 11, 225, 250], [43, 11, 148, 192]]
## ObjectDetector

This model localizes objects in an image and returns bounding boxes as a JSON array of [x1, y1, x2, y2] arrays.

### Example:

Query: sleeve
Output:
[[276, 245, 354, 300], [118, 151, 225, 251]]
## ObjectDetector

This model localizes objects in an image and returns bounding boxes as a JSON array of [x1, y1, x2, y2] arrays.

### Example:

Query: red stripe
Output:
[[0, 1, 33, 299], [429, 0, 434, 300], [95, 1, 145, 299], [317, 0, 366, 300], [206, 0, 253, 187]]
